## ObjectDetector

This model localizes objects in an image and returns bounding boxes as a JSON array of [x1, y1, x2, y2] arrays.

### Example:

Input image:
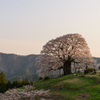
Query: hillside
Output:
[[0, 52, 39, 79], [33, 72, 100, 100], [1, 72, 100, 100]]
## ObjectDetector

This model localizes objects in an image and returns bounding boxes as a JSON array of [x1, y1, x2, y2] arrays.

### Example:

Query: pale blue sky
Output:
[[0, 0, 100, 57]]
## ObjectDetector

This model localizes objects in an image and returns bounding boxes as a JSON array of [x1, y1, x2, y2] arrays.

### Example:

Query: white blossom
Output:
[[36, 33, 96, 77], [0, 86, 51, 100]]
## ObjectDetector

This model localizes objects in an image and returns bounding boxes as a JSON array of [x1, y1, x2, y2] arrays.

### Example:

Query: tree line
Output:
[[0, 72, 33, 93]]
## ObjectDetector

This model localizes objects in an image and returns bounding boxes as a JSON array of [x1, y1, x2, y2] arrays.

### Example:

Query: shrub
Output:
[[39, 77, 42, 80], [84, 68, 96, 75], [44, 77, 49, 80]]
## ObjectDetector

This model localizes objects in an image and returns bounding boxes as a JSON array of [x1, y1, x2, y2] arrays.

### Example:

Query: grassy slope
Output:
[[33, 72, 100, 100]]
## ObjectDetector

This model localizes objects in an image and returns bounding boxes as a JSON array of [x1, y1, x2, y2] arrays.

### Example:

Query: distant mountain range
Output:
[[0, 52, 100, 81], [93, 57, 100, 64], [0, 53, 39, 79]]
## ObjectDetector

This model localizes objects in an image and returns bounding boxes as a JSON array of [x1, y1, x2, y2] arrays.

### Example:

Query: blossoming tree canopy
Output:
[[36, 33, 93, 76]]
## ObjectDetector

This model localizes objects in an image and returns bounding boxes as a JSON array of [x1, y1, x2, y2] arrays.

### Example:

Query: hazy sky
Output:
[[0, 0, 100, 57]]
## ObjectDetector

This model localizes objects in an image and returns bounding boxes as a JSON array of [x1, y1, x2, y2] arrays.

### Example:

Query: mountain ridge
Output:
[[0, 52, 39, 79], [0, 52, 100, 80]]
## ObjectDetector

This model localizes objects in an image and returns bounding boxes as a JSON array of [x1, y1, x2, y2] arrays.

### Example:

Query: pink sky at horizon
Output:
[[0, 0, 100, 57]]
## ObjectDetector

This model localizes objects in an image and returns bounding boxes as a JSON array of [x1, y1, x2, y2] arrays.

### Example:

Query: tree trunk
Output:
[[63, 61, 71, 75], [59, 69, 60, 77], [74, 63, 76, 73]]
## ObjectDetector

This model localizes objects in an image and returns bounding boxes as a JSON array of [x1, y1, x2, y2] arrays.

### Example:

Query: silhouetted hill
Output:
[[0, 53, 39, 79]]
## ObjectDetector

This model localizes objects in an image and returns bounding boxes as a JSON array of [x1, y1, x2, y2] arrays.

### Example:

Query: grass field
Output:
[[33, 72, 100, 100]]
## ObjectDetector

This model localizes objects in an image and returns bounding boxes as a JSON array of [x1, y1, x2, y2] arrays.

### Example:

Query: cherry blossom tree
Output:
[[36, 55, 63, 77], [36, 33, 95, 76], [72, 58, 97, 73]]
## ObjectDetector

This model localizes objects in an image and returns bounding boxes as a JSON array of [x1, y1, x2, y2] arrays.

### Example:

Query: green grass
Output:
[[33, 72, 100, 100]]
